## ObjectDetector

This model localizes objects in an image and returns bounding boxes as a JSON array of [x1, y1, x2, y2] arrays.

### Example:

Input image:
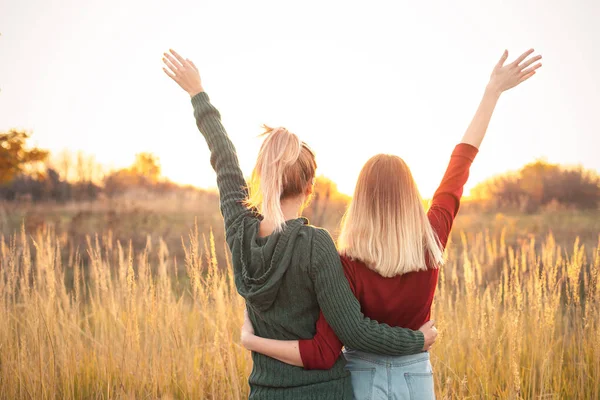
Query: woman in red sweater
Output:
[[241, 49, 542, 399]]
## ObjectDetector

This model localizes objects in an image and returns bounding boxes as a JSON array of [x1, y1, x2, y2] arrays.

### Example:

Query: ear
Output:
[[305, 179, 315, 197]]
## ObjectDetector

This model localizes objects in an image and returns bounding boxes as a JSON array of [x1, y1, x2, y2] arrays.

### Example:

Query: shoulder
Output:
[[310, 227, 338, 253], [225, 212, 258, 241], [305, 227, 340, 269]]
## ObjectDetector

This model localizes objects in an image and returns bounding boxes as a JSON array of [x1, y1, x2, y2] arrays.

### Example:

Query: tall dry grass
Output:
[[0, 225, 598, 399], [0, 226, 249, 399], [433, 231, 600, 398]]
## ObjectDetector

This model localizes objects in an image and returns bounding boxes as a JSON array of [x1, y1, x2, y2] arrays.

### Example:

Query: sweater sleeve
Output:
[[428, 143, 478, 247], [298, 311, 343, 370], [191, 92, 255, 233], [309, 229, 425, 356]]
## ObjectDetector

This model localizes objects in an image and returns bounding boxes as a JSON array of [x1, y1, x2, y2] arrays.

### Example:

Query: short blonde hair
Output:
[[247, 125, 316, 232], [338, 154, 443, 277]]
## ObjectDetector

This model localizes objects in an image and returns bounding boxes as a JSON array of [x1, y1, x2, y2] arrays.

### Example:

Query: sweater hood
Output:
[[233, 216, 309, 311]]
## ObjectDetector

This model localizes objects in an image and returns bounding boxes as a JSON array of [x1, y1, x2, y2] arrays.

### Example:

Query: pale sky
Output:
[[1, 0, 599, 197]]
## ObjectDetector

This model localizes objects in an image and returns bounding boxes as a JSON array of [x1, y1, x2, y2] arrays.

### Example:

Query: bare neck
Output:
[[258, 196, 304, 237]]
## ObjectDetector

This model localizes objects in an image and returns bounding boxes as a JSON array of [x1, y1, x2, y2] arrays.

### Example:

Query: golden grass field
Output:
[[0, 206, 599, 399]]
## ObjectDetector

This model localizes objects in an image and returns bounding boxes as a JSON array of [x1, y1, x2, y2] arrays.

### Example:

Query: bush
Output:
[[470, 160, 600, 213]]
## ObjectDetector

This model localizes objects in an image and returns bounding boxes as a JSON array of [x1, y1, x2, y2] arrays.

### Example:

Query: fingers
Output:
[[519, 71, 537, 84], [521, 62, 542, 76], [518, 54, 542, 70], [164, 52, 183, 70], [430, 324, 438, 339], [162, 67, 177, 81], [496, 50, 509, 68], [164, 49, 198, 74], [419, 320, 438, 351], [169, 49, 187, 66], [162, 55, 179, 75], [511, 48, 535, 67]]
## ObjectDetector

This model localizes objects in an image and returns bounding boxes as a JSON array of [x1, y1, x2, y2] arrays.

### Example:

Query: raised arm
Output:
[[461, 48, 542, 148], [428, 144, 478, 246], [429, 49, 542, 241], [162, 49, 253, 232]]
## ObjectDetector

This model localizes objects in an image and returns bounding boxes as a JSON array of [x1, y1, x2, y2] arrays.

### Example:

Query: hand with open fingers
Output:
[[419, 320, 438, 351], [162, 49, 204, 97], [488, 49, 542, 94]]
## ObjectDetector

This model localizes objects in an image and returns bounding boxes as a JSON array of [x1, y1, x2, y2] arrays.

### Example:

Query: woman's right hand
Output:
[[240, 308, 256, 349], [487, 49, 542, 95]]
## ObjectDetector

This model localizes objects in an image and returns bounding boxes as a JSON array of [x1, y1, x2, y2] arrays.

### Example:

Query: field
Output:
[[0, 200, 599, 399]]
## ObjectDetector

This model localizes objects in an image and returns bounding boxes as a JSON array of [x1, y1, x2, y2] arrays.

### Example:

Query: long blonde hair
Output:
[[247, 125, 316, 232], [338, 154, 443, 277]]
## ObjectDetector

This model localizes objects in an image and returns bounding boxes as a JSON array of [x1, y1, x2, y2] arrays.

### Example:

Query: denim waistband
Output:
[[343, 349, 430, 367]]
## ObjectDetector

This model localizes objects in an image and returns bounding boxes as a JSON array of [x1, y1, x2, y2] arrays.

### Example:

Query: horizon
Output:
[[1, 0, 599, 198], [38, 149, 600, 198]]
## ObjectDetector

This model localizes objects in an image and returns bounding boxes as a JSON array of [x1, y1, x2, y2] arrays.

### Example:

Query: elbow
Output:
[[299, 340, 341, 370], [337, 333, 365, 353], [304, 353, 339, 371], [311, 346, 341, 370], [322, 355, 340, 370]]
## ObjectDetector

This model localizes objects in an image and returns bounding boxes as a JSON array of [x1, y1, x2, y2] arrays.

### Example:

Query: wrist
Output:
[[240, 331, 255, 350], [416, 330, 426, 351], [484, 83, 502, 99], [188, 87, 205, 98]]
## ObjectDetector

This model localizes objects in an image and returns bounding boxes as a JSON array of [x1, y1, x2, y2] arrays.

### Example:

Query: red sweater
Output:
[[298, 143, 478, 370]]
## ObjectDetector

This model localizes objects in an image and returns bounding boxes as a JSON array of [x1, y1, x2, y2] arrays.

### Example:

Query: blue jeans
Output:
[[343, 349, 435, 400]]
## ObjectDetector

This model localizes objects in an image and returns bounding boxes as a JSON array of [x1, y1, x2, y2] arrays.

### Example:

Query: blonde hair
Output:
[[338, 154, 444, 277], [247, 125, 317, 232]]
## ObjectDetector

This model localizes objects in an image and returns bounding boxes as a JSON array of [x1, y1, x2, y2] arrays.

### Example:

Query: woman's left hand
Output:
[[162, 49, 204, 97]]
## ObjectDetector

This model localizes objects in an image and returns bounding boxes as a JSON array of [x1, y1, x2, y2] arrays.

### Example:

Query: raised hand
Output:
[[488, 49, 542, 94], [162, 49, 204, 97]]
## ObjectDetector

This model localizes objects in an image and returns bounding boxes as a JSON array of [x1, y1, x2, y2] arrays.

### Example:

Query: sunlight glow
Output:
[[1, 0, 598, 199]]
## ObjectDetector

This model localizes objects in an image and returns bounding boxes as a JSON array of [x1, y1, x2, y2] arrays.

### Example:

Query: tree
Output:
[[103, 152, 162, 197], [0, 130, 49, 184], [56, 149, 73, 181], [131, 152, 161, 183], [470, 160, 600, 212], [304, 176, 350, 231]]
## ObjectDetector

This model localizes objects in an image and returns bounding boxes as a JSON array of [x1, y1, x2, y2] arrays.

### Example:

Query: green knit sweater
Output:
[[191, 92, 425, 400]]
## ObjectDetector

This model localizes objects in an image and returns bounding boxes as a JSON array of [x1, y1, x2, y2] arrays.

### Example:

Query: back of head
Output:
[[338, 154, 443, 277], [247, 125, 317, 232]]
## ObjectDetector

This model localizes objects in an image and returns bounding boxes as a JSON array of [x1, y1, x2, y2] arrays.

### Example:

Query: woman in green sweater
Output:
[[162, 49, 438, 399]]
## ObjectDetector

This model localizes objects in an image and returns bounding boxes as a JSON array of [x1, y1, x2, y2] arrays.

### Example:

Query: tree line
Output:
[[1, 129, 599, 212], [468, 159, 600, 213], [0, 129, 185, 202]]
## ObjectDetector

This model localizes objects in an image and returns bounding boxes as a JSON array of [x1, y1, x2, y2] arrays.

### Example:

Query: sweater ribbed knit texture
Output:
[[191, 92, 425, 399]]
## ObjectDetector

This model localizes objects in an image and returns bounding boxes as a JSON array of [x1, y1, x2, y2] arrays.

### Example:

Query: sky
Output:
[[1, 0, 599, 197]]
